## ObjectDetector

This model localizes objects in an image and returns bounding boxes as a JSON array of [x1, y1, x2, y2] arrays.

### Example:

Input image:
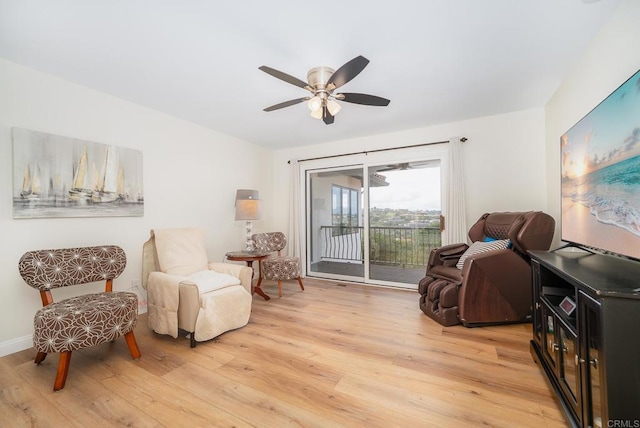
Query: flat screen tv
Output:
[[561, 69, 640, 260]]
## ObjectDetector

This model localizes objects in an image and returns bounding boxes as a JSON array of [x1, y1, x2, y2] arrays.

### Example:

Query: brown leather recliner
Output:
[[418, 211, 555, 327]]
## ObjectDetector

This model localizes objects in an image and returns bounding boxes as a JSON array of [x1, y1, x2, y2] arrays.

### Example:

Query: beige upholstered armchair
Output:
[[142, 228, 252, 347]]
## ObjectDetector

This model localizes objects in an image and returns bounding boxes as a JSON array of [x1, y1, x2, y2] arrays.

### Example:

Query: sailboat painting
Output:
[[12, 128, 143, 218]]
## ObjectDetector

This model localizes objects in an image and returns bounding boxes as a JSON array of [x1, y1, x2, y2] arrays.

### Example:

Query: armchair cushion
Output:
[[207, 262, 252, 290], [188, 270, 241, 294], [34, 292, 138, 353], [154, 228, 208, 276], [455, 239, 510, 270]]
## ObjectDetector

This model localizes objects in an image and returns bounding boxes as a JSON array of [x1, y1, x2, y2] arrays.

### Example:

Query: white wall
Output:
[[545, 0, 640, 247], [0, 59, 271, 356], [271, 107, 549, 238]]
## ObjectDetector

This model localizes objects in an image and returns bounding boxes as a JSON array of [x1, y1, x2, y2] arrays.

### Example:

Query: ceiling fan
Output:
[[376, 160, 437, 172], [377, 163, 412, 172], [259, 55, 390, 125]]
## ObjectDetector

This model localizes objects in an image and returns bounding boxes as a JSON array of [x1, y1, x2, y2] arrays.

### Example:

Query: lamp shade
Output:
[[307, 96, 322, 112], [235, 199, 263, 220], [310, 108, 323, 119], [327, 99, 341, 116]]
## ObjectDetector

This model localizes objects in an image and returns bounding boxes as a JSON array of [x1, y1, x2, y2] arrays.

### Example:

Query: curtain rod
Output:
[[288, 137, 467, 164]]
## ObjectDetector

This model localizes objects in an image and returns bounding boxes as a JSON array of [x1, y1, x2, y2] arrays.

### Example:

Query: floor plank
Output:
[[0, 278, 568, 427]]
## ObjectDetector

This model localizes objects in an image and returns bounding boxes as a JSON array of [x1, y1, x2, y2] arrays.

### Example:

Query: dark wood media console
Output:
[[529, 249, 640, 427]]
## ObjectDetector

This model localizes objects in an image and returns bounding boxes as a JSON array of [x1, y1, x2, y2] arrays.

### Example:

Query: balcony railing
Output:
[[319, 226, 441, 268]]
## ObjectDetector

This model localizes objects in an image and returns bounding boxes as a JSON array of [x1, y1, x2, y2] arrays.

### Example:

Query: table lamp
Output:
[[235, 189, 262, 251]]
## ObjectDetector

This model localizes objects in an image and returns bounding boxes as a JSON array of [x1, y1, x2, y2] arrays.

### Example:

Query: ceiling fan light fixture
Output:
[[327, 99, 341, 116], [307, 96, 322, 112], [260, 55, 390, 125], [310, 108, 323, 120]]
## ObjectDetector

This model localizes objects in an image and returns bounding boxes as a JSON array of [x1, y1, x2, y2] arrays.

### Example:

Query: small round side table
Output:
[[225, 251, 271, 300]]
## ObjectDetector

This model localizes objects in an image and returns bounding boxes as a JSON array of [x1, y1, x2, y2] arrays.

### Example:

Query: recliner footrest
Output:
[[419, 277, 461, 327], [194, 285, 251, 342]]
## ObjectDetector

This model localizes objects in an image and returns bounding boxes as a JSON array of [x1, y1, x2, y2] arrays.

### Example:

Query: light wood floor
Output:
[[0, 278, 568, 427]]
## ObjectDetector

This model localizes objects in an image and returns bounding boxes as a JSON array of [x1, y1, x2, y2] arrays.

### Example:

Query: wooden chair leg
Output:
[[297, 277, 305, 291], [124, 331, 141, 359], [53, 351, 72, 391], [278, 280, 283, 297], [34, 351, 47, 364]]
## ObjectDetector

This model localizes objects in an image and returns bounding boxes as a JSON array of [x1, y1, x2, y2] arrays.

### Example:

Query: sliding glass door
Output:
[[304, 148, 444, 289], [367, 161, 441, 284]]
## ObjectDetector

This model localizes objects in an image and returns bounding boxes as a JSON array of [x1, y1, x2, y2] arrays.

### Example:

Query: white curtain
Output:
[[443, 137, 467, 245], [288, 159, 303, 261]]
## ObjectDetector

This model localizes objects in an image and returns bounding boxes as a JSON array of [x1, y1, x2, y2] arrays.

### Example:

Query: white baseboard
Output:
[[0, 334, 33, 358]]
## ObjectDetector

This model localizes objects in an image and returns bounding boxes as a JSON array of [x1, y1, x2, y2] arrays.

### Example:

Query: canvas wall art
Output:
[[12, 128, 144, 218]]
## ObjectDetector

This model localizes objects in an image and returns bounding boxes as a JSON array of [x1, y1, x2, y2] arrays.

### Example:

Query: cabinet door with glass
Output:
[[540, 300, 582, 423], [578, 291, 603, 428], [557, 320, 581, 420]]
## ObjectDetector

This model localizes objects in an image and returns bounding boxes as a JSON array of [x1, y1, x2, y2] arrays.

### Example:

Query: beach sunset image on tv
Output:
[[561, 69, 640, 260]]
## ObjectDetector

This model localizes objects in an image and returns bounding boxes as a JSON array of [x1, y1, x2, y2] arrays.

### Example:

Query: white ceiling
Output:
[[0, 0, 620, 149]]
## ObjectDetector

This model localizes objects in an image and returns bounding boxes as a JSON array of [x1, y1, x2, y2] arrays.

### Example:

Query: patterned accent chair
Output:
[[252, 232, 304, 298], [418, 211, 555, 327], [18, 246, 141, 391]]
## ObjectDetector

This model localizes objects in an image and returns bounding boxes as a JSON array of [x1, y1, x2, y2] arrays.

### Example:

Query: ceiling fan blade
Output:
[[338, 92, 390, 106], [377, 163, 408, 172], [410, 160, 437, 168], [327, 55, 369, 90], [322, 106, 335, 125], [263, 97, 308, 112], [259, 65, 309, 90]]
